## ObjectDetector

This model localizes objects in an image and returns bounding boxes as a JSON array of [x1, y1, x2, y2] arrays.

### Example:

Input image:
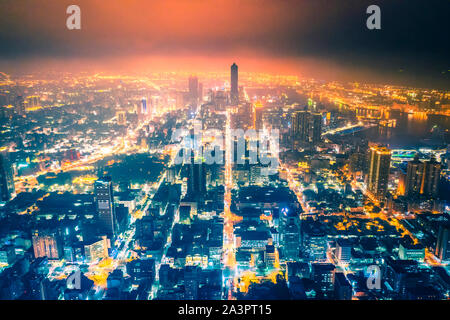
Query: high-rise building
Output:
[[309, 112, 322, 144], [422, 156, 441, 198], [307, 232, 328, 261], [94, 177, 117, 239], [32, 230, 63, 260], [184, 265, 200, 300], [188, 76, 199, 106], [264, 244, 276, 269], [349, 150, 367, 174], [291, 110, 322, 145], [188, 162, 207, 196], [135, 215, 154, 249], [27, 95, 40, 108], [405, 155, 424, 197], [336, 239, 352, 263], [367, 145, 391, 198], [403, 155, 441, 199], [291, 110, 310, 143], [334, 272, 352, 300], [435, 223, 450, 263], [0, 151, 15, 202], [282, 217, 301, 261], [230, 63, 239, 105], [254, 104, 264, 130], [311, 263, 335, 296], [15, 95, 25, 116], [84, 236, 110, 263], [126, 259, 155, 284], [140, 98, 147, 117]]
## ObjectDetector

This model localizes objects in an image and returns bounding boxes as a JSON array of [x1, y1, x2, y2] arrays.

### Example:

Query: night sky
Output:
[[0, 0, 448, 88]]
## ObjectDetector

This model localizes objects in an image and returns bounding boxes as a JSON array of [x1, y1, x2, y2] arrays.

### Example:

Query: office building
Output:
[[405, 155, 424, 197], [84, 236, 110, 263], [367, 145, 391, 198], [94, 177, 117, 239], [0, 151, 15, 202], [188, 76, 199, 106], [336, 239, 352, 263], [230, 63, 239, 105], [309, 112, 322, 144], [188, 162, 207, 196], [264, 244, 276, 269], [435, 223, 450, 263], [422, 156, 441, 198], [334, 272, 352, 300], [311, 263, 335, 296], [32, 230, 63, 260], [184, 266, 200, 300], [282, 217, 300, 261]]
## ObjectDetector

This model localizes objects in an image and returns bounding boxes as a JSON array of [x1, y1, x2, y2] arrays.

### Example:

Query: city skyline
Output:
[[0, 0, 449, 306]]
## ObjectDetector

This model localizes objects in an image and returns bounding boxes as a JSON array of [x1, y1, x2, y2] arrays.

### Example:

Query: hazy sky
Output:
[[0, 0, 448, 87]]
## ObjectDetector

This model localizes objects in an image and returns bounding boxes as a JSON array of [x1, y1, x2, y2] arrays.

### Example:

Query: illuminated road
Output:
[[148, 142, 183, 300], [222, 109, 237, 299]]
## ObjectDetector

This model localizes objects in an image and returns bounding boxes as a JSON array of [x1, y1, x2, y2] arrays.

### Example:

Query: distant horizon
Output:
[[1, 56, 448, 91], [0, 0, 449, 89]]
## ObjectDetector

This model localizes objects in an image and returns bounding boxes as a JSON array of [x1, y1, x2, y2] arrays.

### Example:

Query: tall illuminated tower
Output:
[[95, 176, 117, 239], [367, 145, 391, 198], [230, 63, 238, 105]]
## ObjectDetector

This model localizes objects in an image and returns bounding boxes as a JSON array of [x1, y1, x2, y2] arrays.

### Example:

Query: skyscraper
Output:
[[404, 155, 441, 199], [291, 111, 309, 141], [309, 112, 323, 144], [422, 156, 441, 198], [282, 217, 301, 261], [15, 95, 25, 116], [188, 76, 199, 106], [254, 104, 264, 130], [140, 97, 147, 117], [94, 176, 117, 238], [230, 63, 239, 105], [405, 155, 424, 198], [188, 162, 207, 196], [435, 222, 450, 263], [291, 110, 312, 146], [334, 272, 352, 300], [0, 151, 15, 202], [184, 265, 200, 300], [367, 145, 391, 198], [291, 110, 322, 145]]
